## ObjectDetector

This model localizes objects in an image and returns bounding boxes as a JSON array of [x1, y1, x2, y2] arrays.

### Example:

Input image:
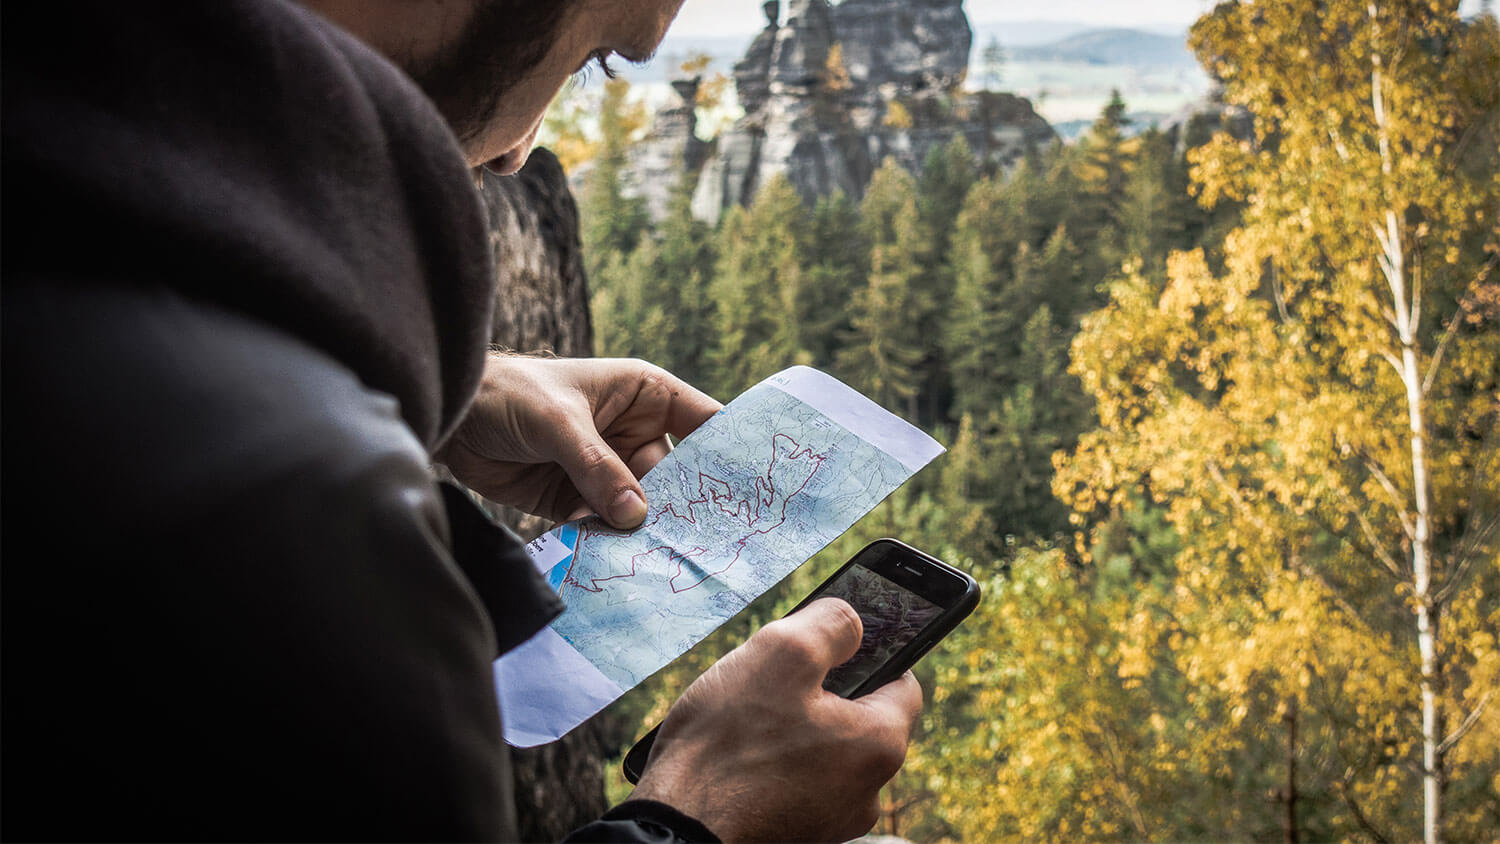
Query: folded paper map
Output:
[[493, 366, 943, 747]]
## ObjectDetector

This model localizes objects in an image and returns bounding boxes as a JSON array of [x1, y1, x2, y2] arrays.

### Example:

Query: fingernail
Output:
[[610, 489, 647, 527]]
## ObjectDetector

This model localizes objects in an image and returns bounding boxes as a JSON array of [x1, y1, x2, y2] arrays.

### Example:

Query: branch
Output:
[[1306, 563, 1383, 637], [1271, 262, 1292, 324], [1444, 100, 1500, 176], [1348, 504, 1408, 579], [1437, 689, 1494, 756], [1423, 304, 1464, 395], [883, 790, 936, 816], [1380, 349, 1404, 380], [1327, 127, 1353, 162], [1358, 453, 1416, 541], [1433, 510, 1498, 607], [1411, 262, 1423, 340], [1210, 462, 1386, 634], [1372, 223, 1399, 301], [1336, 770, 1395, 844], [1425, 251, 1500, 394]]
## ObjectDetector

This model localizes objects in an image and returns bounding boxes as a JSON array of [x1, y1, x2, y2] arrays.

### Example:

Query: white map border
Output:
[[766, 367, 943, 471]]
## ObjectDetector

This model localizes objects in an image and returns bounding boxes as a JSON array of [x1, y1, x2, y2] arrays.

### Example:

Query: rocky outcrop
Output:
[[833, 0, 971, 97], [627, 0, 1056, 223], [472, 148, 620, 842], [1158, 89, 1253, 154], [478, 148, 592, 358], [627, 78, 713, 220]]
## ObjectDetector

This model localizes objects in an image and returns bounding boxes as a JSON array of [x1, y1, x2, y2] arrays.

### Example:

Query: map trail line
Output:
[[493, 366, 944, 748], [561, 432, 829, 595]]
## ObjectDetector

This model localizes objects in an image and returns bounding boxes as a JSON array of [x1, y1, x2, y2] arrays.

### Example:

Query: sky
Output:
[[666, 0, 1486, 37], [669, 0, 1219, 37]]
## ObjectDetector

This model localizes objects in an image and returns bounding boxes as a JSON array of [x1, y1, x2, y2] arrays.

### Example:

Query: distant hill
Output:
[[971, 20, 1092, 47], [1009, 28, 1198, 67], [1050, 111, 1169, 141]]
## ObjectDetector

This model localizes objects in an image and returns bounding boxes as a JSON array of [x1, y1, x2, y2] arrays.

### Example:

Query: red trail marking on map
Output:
[[561, 433, 829, 595]]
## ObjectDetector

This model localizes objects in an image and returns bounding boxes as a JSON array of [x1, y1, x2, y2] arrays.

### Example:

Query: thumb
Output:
[[762, 597, 865, 683], [553, 421, 648, 528]]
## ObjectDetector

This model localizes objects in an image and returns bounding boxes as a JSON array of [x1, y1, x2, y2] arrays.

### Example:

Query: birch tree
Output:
[[1059, 2, 1500, 839]]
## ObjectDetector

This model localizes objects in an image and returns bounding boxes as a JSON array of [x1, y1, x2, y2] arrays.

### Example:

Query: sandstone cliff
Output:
[[626, 0, 1056, 222]]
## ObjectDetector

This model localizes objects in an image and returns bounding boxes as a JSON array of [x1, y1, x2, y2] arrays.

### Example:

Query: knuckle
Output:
[[755, 620, 821, 666], [636, 363, 673, 394], [573, 440, 616, 474]]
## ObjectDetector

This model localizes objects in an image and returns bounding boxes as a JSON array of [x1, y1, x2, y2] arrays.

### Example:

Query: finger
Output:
[[856, 670, 923, 733], [759, 597, 864, 681], [636, 365, 722, 441], [626, 435, 672, 479], [844, 670, 921, 783], [550, 417, 648, 529]]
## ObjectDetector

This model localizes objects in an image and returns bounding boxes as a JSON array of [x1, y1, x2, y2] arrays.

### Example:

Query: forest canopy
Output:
[[575, 1, 1500, 840]]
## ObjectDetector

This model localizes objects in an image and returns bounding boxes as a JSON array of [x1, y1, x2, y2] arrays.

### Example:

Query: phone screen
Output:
[[817, 562, 945, 696]]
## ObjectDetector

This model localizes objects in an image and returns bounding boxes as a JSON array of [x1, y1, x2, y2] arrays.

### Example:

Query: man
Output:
[[0, 0, 921, 841]]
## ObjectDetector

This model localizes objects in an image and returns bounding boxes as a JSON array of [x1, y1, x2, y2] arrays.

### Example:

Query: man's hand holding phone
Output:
[[630, 598, 922, 843]]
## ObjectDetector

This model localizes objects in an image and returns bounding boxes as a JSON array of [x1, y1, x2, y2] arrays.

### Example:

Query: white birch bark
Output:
[[1368, 8, 1442, 839]]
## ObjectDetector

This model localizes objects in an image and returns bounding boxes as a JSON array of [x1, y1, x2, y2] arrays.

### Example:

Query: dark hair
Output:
[[408, 1, 576, 146]]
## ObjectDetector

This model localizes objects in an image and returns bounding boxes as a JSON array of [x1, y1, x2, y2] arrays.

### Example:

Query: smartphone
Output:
[[621, 538, 980, 784]]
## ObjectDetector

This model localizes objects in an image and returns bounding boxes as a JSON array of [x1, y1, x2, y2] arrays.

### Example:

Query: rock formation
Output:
[[626, 0, 1056, 223], [1158, 89, 1254, 154], [628, 78, 713, 221], [480, 149, 592, 358]]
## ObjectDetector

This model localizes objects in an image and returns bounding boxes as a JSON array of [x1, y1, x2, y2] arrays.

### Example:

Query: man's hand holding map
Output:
[[495, 366, 943, 746]]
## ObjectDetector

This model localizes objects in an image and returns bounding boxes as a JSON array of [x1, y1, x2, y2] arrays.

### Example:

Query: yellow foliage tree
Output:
[[1057, 2, 1500, 841], [883, 100, 914, 130], [825, 42, 853, 93]]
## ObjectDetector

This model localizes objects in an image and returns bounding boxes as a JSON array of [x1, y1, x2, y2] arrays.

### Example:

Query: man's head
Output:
[[302, 0, 686, 172]]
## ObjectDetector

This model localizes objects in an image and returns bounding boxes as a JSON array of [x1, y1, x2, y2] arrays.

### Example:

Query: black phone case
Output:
[[621, 538, 979, 784]]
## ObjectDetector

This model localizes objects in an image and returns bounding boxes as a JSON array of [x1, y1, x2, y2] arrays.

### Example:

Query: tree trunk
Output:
[[1282, 695, 1299, 844], [1382, 201, 1444, 844], [1368, 15, 1443, 839]]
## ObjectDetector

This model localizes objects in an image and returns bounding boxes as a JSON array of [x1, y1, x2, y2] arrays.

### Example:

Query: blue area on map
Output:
[[546, 522, 580, 592]]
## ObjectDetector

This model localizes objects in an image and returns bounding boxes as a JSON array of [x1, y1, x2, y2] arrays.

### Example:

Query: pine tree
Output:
[[946, 167, 1038, 417], [589, 178, 715, 383], [801, 191, 867, 367], [836, 160, 929, 416], [982, 305, 1088, 540], [918, 135, 978, 257], [1072, 89, 1133, 277], [708, 175, 811, 396], [652, 181, 718, 385], [589, 239, 674, 364], [580, 78, 649, 285], [1119, 129, 1183, 273], [981, 35, 1006, 89]]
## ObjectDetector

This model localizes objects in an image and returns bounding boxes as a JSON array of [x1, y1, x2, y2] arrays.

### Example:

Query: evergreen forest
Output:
[[567, 2, 1500, 840]]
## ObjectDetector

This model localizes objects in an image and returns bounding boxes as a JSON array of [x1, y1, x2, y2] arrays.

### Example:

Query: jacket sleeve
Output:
[[437, 479, 564, 658], [1, 279, 525, 840], [564, 800, 722, 844]]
